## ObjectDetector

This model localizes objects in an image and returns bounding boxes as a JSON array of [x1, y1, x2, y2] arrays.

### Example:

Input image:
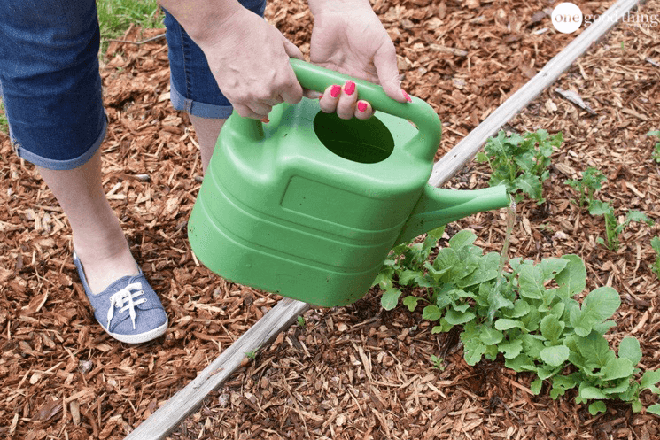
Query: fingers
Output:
[[336, 80, 357, 120], [319, 82, 374, 120], [283, 37, 304, 61], [354, 100, 372, 121], [319, 84, 341, 113], [373, 41, 410, 103]]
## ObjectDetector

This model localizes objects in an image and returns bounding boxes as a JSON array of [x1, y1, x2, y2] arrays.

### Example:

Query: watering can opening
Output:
[[313, 111, 396, 164]]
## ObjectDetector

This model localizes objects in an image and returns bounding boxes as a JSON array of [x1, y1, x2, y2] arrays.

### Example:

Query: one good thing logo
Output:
[[551, 3, 583, 34]]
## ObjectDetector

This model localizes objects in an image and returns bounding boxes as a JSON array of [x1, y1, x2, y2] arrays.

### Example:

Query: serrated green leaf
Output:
[[641, 370, 660, 393], [402, 296, 421, 313], [484, 344, 499, 360], [521, 306, 542, 332], [463, 340, 486, 366], [647, 404, 660, 415], [514, 174, 543, 201], [539, 315, 565, 342], [651, 236, 660, 253], [540, 345, 570, 367], [573, 287, 621, 335], [479, 326, 503, 345], [486, 285, 514, 320], [494, 319, 524, 330], [426, 226, 446, 240], [588, 200, 613, 216], [537, 365, 560, 381], [476, 151, 488, 163], [601, 378, 633, 396], [499, 339, 523, 359], [577, 332, 616, 368], [602, 358, 634, 381], [548, 301, 565, 319], [381, 288, 401, 311], [422, 305, 441, 321], [453, 303, 471, 313], [505, 353, 536, 372], [448, 229, 477, 250], [625, 210, 653, 227], [445, 308, 476, 325], [508, 299, 531, 318], [431, 325, 445, 334], [588, 401, 607, 415], [518, 264, 545, 299], [550, 374, 577, 399], [540, 258, 569, 281], [555, 255, 586, 298], [459, 252, 500, 287], [618, 336, 642, 366], [579, 385, 607, 400], [397, 270, 419, 286]]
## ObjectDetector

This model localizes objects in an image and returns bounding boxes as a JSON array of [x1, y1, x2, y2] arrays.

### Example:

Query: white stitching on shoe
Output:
[[107, 282, 147, 330]]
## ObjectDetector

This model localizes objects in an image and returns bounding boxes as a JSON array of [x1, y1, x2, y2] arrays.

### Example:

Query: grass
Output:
[[0, 99, 7, 134], [97, 0, 164, 53]]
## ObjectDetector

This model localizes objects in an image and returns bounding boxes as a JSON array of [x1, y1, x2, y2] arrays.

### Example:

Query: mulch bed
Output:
[[2, 0, 659, 439]]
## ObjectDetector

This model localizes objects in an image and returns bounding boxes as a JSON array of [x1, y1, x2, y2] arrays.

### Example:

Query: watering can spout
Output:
[[395, 184, 510, 245]]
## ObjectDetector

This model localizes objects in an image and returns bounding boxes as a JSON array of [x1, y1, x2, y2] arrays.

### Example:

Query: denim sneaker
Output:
[[73, 252, 168, 344]]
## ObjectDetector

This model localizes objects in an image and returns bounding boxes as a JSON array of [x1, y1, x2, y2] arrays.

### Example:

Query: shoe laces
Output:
[[107, 282, 147, 330]]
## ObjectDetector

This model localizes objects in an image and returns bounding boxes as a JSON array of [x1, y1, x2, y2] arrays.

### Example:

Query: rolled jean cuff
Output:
[[169, 82, 234, 120], [14, 119, 106, 170]]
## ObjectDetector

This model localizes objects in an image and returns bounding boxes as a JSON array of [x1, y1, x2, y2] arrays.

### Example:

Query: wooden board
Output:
[[428, 0, 641, 188], [125, 297, 310, 440]]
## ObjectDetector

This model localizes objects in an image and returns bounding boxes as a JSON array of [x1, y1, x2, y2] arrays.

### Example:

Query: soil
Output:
[[1, 0, 659, 439]]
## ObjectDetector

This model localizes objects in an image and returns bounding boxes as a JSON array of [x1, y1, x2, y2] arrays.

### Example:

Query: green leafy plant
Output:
[[245, 350, 258, 360], [565, 167, 606, 210], [588, 201, 654, 251], [477, 129, 563, 204], [430, 355, 445, 371], [650, 130, 660, 163], [376, 229, 660, 415], [651, 237, 660, 280], [297, 315, 306, 328]]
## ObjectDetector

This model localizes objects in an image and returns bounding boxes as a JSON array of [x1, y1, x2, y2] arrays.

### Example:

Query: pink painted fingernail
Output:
[[357, 101, 368, 112], [330, 85, 341, 98], [401, 89, 412, 103], [344, 81, 356, 96]]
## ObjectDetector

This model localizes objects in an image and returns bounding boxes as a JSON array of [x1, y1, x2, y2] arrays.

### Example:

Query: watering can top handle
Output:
[[291, 58, 441, 162]]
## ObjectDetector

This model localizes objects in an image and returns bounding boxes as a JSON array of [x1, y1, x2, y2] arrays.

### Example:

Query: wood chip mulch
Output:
[[2, 0, 659, 439]]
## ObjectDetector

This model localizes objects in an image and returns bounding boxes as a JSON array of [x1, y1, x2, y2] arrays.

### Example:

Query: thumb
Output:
[[373, 42, 406, 103], [283, 37, 303, 60]]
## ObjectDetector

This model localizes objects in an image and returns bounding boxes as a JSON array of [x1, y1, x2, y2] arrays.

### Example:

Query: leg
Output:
[[189, 115, 225, 173], [36, 149, 139, 294], [0, 0, 167, 344], [164, 0, 267, 171]]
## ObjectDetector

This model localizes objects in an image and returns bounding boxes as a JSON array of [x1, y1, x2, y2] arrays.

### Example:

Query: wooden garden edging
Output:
[[125, 1, 641, 437], [125, 297, 310, 439]]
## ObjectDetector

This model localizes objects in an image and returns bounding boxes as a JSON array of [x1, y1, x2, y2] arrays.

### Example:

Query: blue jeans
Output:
[[0, 0, 267, 170]]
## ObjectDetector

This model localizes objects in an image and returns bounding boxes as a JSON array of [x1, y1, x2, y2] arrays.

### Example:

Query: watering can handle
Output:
[[290, 59, 441, 162], [231, 59, 442, 163]]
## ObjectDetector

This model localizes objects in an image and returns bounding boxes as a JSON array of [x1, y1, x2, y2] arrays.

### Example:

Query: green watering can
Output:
[[188, 59, 509, 307]]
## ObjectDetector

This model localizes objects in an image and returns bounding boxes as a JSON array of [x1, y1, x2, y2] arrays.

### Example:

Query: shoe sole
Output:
[[107, 321, 168, 344]]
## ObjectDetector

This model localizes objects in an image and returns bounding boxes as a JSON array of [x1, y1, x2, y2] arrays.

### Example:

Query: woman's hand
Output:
[[308, 0, 410, 119], [161, 0, 306, 120], [197, 8, 306, 119]]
